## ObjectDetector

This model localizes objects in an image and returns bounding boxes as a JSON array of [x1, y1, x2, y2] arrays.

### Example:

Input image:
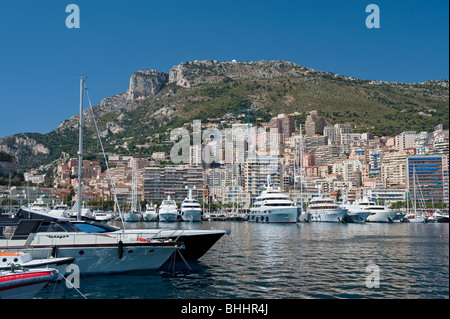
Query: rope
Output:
[[60, 272, 88, 299]]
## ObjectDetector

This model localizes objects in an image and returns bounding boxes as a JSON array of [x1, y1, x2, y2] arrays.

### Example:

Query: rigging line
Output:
[[177, 248, 193, 273], [83, 82, 126, 229], [60, 272, 88, 299]]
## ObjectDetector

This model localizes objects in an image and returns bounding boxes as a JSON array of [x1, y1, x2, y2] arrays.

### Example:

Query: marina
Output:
[[30, 220, 448, 299]]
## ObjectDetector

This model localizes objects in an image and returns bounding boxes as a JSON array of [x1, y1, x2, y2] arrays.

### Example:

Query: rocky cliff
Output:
[[168, 59, 314, 87]]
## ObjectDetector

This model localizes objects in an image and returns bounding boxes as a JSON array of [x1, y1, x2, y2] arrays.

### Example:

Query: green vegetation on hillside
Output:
[[2, 67, 448, 171]]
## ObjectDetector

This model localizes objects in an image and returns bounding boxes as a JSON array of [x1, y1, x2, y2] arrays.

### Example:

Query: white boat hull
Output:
[[308, 209, 347, 223], [298, 211, 312, 222], [180, 210, 202, 222], [159, 212, 178, 222], [344, 211, 371, 223], [247, 206, 298, 223], [1, 231, 178, 275], [366, 211, 397, 223], [143, 212, 158, 222], [124, 212, 142, 222], [21, 244, 176, 275]]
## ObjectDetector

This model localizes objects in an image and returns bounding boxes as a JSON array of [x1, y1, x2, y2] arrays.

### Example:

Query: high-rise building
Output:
[[269, 114, 295, 141], [244, 156, 282, 199], [407, 155, 447, 204], [395, 131, 417, 151], [381, 150, 414, 188], [305, 110, 331, 136], [143, 165, 204, 203]]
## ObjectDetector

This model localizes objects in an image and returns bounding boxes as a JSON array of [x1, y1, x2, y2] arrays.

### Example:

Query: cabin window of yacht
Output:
[[72, 223, 111, 233], [39, 221, 79, 233]]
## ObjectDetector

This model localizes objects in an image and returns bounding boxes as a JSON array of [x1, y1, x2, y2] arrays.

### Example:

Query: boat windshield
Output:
[[71, 221, 118, 233]]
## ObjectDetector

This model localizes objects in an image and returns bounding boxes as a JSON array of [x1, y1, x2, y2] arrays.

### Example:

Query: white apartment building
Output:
[[395, 131, 417, 151]]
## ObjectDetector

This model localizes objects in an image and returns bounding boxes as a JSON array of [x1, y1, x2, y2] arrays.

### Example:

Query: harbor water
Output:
[[37, 221, 449, 299]]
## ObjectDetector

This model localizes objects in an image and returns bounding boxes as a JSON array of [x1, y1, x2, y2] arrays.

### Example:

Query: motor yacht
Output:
[[159, 196, 179, 222], [143, 204, 158, 222], [355, 197, 397, 223], [180, 186, 202, 222], [247, 175, 298, 223], [48, 203, 70, 219], [339, 191, 370, 223], [0, 218, 181, 275], [306, 186, 347, 223]]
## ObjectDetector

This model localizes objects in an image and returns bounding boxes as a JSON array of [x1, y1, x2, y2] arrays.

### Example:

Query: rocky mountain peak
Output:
[[127, 69, 169, 100]]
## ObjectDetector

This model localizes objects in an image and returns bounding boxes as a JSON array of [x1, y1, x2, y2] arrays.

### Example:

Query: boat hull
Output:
[[23, 244, 177, 275], [366, 211, 397, 223], [159, 213, 178, 222], [143, 212, 158, 222], [343, 211, 371, 223], [247, 207, 298, 223], [308, 209, 347, 223], [124, 212, 142, 222], [0, 269, 58, 299], [180, 210, 202, 222]]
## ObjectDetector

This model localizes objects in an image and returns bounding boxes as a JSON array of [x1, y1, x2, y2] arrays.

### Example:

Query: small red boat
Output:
[[0, 268, 58, 299]]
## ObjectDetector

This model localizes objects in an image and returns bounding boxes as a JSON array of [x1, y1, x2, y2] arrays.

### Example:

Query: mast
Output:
[[299, 124, 304, 208], [413, 165, 417, 214], [131, 158, 137, 212], [77, 76, 84, 221]]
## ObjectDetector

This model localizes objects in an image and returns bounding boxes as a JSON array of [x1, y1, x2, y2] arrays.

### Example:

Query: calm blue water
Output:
[[37, 221, 449, 299]]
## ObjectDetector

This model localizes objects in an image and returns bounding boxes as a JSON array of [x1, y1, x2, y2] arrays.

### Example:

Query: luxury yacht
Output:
[[306, 186, 347, 223], [339, 192, 370, 223], [159, 196, 179, 222], [247, 175, 298, 223], [143, 204, 158, 222], [180, 186, 202, 222], [48, 203, 70, 219], [355, 197, 397, 223]]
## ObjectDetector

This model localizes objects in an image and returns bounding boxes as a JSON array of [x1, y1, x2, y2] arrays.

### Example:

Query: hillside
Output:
[[0, 59, 448, 171]]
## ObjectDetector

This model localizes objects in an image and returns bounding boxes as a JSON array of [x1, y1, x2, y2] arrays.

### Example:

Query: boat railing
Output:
[[0, 229, 172, 248]]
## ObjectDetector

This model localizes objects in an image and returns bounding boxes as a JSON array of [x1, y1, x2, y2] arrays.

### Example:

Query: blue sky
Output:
[[0, 0, 448, 139]]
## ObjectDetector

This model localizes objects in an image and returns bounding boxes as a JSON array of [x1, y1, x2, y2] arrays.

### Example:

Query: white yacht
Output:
[[16, 197, 71, 221], [48, 203, 70, 219], [355, 197, 397, 223], [92, 210, 112, 222], [247, 175, 298, 223], [180, 186, 202, 222], [68, 200, 93, 220], [306, 186, 347, 223], [339, 191, 370, 223], [340, 202, 370, 223], [143, 204, 158, 222], [0, 219, 180, 275], [123, 211, 143, 222], [159, 196, 179, 222]]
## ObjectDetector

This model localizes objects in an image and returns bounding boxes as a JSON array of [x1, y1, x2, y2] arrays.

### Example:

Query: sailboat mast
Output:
[[77, 76, 84, 221]]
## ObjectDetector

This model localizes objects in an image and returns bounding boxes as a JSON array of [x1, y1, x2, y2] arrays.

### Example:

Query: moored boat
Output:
[[180, 186, 202, 222], [0, 251, 73, 279], [307, 186, 347, 223], [339, 192, 370, 223], [0, 267, 58, 299], [355, 197, 397, 223], [247, 175, 298, 223], [159, 196, 178, 222], [143, 204, 158, 222]]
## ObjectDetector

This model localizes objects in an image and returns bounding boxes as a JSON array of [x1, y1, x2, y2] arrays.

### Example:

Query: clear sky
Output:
[[0, 0, 448, 139]]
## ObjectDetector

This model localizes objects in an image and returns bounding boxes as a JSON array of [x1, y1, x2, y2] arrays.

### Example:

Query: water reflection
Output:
[[38, 222, 448, 299]]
